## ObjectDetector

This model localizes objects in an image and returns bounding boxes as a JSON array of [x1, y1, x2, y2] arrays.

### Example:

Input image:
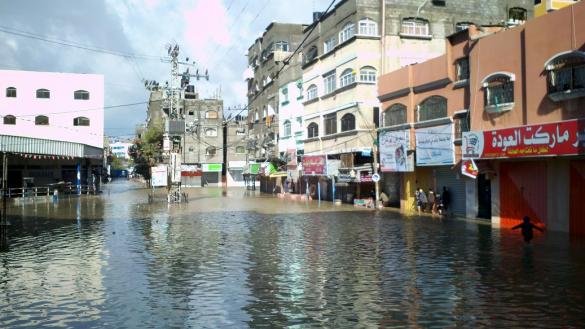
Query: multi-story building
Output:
[[301, 0, 532, 203], [0, 70, 104, 190], [378, 1, 585, 234], [245, 23, 306, 162], [225, 114, 248, 186], [110, 142, 133, 160], [145, 87, 224, 187], [535, 0, 580, 16]]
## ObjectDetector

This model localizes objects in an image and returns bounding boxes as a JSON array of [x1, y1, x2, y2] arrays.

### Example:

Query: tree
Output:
[[130, 123, 164, 184]]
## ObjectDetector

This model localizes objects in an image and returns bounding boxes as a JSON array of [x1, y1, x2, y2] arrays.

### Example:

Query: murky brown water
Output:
[[1, 180, 585, 328]]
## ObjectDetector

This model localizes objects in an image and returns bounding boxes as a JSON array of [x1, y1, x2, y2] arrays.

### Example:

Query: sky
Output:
[[0, 0, 333, 140]]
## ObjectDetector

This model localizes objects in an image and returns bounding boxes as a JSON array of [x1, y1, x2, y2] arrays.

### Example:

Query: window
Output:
[[188, 110, 194, 116], [340, 69, 355, 88], [323, 72, 336, 94], [455, 22, 472, 32], [282, 88, 289, 103], [73, 116, 90, 126], [340, 113, 355, 132], [205, 128, 218, 137], [283, 120, 292, 137], [508, 7, 527, 24], [324, 113, 337, 135], [417, 96, 447, 122], [454, 115, 470, 140], [74, 90, 90, 100], [206, 146, 216, 156], [401, 18, 430, 37], [236, 146, 245, 154], [3, 115, 16, 125], [358, 18, 378, 36], [35, 115, 49, 125], [307, 84, 318, 100], [535, 0, 541, 4], [546, 53, 585, 98], [254, 111, 259, 122], [274, 41, 289, 52], [484, 77, 514, 109], [305, 46, 318, 63], [339, 22, 355, 44], [188, 147, 194, 152], [384, 104, 407, 126], [6, 87, 16, 98], [456, 58, 469, 81], [307, 122, 319, 138], [36, 89, 50, 99], [324, 36, 336, 53], [360, 66, 377, 83], [205, 110, 218, 119]]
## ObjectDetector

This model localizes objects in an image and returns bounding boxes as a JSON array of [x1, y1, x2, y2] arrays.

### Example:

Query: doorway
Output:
[[477, 174, 491, 219]]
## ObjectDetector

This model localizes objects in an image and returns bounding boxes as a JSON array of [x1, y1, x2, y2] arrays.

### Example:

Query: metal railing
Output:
[[0, 184, 99, 199]]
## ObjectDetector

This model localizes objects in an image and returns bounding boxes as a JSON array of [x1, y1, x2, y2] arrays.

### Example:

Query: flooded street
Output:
[[1, 181, 585, 328]]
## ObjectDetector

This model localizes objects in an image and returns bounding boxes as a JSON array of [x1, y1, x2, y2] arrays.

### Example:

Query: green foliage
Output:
[[129, 123, 164, 180], [110, 156, 125, 170]]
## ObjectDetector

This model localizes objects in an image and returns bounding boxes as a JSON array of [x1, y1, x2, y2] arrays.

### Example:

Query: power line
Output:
[[0, 24, 165, 61], [2, 101, 148, 118]]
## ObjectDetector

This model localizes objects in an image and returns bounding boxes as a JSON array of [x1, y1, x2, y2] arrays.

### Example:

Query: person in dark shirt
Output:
[[512, 216, 544, 243], [441, 186, 450, 215]]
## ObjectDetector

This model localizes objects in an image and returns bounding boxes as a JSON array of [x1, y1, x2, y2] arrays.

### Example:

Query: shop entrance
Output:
[[477, 174, 492, 219], [500, 162, 547, 227], [570, 160, 585, 237]]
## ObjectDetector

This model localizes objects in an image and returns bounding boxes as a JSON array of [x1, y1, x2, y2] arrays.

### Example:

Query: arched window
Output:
[[360, 66, 377, 83], [206, 146, 216, 156], [339, 21, 355, 43], [545, 51, 585, 101], [5, 87, 16, 98], [508, 7, 527, 24], [305, 46, 318, 63], [307, 84, 318, 100], [359, 18, 378, 36], [35, 115, 49, 125], [341, 113, 355, 132], [3, 115, 16, 125], [307, 122, 319, 138], [384, 104, 407, 126], [74, 90, 90, 100], [205, 128, 218, 137], [482, 73, 515, 113], [274, 41, 289, 52], [73, 116, 90, 126], [324, 36, 336, 53], [417, 96, 447, 121], [236, 146, 245, 154], [401, 18, 429, 37], [254, 111, 259, 122], [324, 113, 337, 135], [340, 68, 355, 88], [36, 89, 50, 99], [205, 110, 218, 119], [283, 120, 292, 137]]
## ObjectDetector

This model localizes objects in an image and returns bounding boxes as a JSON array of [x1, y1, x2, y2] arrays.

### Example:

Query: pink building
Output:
[[1, 70, 104, 190]]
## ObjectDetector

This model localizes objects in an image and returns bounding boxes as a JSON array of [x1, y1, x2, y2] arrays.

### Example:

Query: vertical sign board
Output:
[[380, 129, 414, 172], [170, 153, 182, 183], [415, 123, 455, 166], [302, 155, 327, 175], [151, 165, 168, 187]]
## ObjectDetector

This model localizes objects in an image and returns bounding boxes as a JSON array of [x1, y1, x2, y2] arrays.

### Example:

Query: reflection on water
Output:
[[1, 181, 585, 328]]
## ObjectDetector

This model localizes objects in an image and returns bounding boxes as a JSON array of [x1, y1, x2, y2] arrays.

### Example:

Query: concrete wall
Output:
[[0, 70, 104, 149]]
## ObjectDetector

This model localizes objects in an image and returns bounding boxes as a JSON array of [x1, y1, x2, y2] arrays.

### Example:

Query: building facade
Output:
[[534, 0, 580, 17], [300, 0, 532, 203], [245, 23, 306, 162], [225, 115, 248, 186], [378, 1, 585, 234], [0, 70, 104, 189]]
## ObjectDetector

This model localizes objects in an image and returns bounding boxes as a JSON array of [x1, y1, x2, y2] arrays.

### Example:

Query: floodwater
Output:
[[1, 181, 585, 328]]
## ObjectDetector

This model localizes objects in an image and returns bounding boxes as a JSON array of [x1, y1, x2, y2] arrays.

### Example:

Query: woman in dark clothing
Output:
[[441, 186, 450, 214]]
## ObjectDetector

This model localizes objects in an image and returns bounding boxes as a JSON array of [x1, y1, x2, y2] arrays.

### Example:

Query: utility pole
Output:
[[1, 152, 8, 249], [148, 43, 209, 203]]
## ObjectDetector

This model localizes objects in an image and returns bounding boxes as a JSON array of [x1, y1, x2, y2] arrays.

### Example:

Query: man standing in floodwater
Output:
[[512, 216, 544, 243]]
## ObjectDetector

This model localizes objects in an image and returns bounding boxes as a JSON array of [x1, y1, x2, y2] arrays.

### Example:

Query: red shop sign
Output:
[[462, 119, 585, 159], [302, 155, 327, 175]]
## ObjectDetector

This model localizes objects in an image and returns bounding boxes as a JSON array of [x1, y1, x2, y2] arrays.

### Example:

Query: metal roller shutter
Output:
[[435, 166, 466, 217]]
